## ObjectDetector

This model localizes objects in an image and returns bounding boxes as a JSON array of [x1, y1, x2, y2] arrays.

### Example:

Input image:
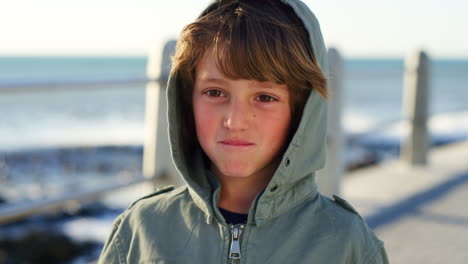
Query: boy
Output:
[[99, 0, 389, 263]]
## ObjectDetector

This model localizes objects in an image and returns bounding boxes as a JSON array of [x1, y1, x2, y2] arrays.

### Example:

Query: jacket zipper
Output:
[[227, 224, 244, 264]]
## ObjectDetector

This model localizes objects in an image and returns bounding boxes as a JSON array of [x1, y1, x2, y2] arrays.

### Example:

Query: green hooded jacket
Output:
[[99, 0, 389, 263]]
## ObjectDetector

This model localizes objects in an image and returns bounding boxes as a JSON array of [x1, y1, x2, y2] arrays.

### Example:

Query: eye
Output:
[[256, 94, 277, 102], [203, 89, 224, 97]]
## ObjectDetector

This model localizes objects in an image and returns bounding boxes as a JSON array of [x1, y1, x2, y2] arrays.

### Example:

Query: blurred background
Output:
[[0, 0, 467, 263]]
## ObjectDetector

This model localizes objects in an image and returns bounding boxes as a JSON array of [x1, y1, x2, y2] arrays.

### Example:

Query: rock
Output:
[[0, 230, 96, 264]]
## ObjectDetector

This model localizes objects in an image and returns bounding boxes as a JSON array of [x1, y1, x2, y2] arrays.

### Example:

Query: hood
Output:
[[166, 0, 328, 225]]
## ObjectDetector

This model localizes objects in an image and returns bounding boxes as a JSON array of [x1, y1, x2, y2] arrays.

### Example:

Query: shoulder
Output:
[[108, 185, 194, 238], [318, 193, 378, 236], [317, 194, 388, 263], [98, 185, 193, 263], [315, 193, 363, 228], [122, 185, 193, 223], [128, 185, 188, 211]]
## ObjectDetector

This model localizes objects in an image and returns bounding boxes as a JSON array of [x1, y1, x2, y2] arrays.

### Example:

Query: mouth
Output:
[[218, 139, 255, 147]]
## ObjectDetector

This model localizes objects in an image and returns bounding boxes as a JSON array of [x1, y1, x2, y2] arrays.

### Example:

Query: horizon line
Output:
[[1, 54, 468, 61]]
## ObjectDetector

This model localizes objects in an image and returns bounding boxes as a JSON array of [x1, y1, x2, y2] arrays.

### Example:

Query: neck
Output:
[[212, 159, 280, 214]]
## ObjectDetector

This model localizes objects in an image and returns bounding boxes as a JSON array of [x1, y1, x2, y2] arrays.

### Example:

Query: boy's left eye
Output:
[[256, 94, 277, 102]]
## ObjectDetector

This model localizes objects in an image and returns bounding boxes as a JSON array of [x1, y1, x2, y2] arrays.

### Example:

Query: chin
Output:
[[219, 164, 254, 178]]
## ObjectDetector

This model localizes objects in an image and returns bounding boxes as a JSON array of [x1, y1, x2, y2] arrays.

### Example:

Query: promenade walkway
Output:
[[342, 141, 468, 264]]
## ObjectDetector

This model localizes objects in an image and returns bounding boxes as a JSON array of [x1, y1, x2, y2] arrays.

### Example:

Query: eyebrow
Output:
[[255, 82, 275, 89], [253, 81, 288, 90], [198, 77, 229, 84], [198, 76, 288, 90]]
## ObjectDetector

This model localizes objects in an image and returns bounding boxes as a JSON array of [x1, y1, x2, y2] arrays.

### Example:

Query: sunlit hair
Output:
[[171, 0, 328, 152]]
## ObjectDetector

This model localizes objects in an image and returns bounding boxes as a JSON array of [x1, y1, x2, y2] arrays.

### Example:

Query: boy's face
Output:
[[192, 49, 291, 180]]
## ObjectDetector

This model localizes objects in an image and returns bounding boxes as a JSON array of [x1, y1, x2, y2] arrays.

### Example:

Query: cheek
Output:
[[193, 101, 218, 144], [259, 110, 291, 147]]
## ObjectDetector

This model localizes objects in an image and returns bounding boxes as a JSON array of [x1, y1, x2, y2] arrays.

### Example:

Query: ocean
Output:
[[0, 56, 467, 199], [0, 56, 467, 263], [1, 57, 467, 150]]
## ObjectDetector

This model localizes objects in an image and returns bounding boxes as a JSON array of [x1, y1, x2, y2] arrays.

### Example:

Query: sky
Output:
[[1, 0, 467, 58]]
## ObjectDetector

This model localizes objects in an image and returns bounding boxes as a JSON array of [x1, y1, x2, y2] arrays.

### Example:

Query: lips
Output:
[[219, 139, 255, 146]]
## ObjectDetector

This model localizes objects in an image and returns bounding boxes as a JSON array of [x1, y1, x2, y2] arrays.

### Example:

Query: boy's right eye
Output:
[[204, 89, 224, 97]]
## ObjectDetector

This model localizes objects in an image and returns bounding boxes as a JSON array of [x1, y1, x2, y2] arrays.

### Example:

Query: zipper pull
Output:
[[228, 226, 243, 260]]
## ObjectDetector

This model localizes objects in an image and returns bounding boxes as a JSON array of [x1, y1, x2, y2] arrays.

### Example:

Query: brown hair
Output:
[[171, 0, 327, 152]]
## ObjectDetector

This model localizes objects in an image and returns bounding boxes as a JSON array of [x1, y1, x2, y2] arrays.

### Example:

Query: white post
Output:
[[143, 40, 184, 186], [317, 47, 345, 197], [401, 50, 430, 166]]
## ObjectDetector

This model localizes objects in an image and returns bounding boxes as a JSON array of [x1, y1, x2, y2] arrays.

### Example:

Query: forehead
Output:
[[195, 48, 222, 80], [195, 48, 288, 91]]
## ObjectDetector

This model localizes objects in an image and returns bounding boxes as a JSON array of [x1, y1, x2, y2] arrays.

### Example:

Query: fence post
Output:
[[143, 40, 184, 186], [317, 47, 345, 197], [401, 50, 430, 166]]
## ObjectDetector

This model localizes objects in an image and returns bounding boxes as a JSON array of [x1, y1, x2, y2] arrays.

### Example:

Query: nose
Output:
[[223, 99, 251, 131]]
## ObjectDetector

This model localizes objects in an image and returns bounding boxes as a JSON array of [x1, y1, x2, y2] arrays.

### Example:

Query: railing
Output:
[[0, 176, 149, 225], [0, 78, 152, 94], [0, 41, 180, 224], [0, 77, 158, 224], [0, 40, 436, 224]]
